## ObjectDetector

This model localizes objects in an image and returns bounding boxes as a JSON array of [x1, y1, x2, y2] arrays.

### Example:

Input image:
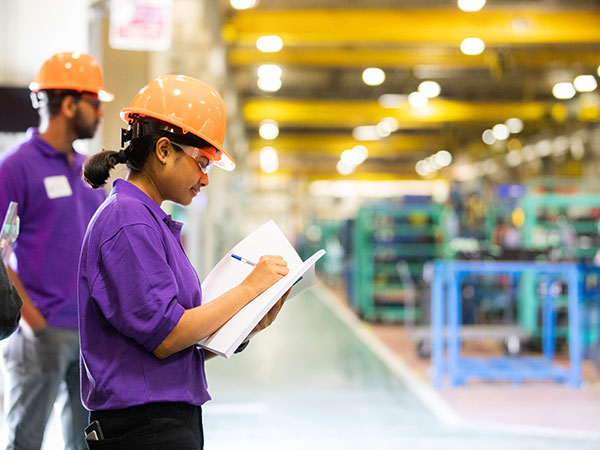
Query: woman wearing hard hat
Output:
[[78, 75, 289, 449]]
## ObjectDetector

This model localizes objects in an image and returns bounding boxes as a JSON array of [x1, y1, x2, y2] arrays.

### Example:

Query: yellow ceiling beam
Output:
[[224, 10, 600, 46], [229, 46, 600, 69], [249, 134, 449, 156], [244, 98, 549, 127]]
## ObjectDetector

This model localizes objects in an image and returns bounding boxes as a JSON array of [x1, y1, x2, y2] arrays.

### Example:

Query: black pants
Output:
[[86, 402, 203, 450]]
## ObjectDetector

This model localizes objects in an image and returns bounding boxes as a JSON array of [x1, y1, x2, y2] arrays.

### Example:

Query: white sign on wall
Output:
[[109, 0, 173, 51]]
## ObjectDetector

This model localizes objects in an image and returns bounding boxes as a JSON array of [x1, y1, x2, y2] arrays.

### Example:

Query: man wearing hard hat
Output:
[[0, 52, 113, 450]]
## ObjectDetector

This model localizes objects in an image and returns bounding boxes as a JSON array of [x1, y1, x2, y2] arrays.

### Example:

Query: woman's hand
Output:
[[241, 255, 289, 298], [252, 288, 291, 334]]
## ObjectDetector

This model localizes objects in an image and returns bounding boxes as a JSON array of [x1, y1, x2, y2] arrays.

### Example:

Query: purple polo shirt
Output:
[[78, 179, 210, 411], [0, 128, 105, 329]]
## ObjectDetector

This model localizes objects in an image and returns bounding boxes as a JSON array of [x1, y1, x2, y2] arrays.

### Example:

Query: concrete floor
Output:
[[202, 285, 600, 449], [2, 283, 599, 449]]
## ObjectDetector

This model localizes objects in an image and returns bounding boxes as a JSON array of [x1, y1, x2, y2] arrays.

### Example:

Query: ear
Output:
[[154, 137, 171, 165], [61, 95, 78, 119]]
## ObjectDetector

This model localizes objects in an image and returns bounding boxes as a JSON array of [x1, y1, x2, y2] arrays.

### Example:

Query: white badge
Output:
[[44, 175, 73, 199]]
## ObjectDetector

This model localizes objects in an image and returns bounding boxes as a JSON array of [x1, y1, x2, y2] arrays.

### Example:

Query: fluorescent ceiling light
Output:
[[257, 64, 282, 80], [336, 160, 355, 175], [259, 120, 279, 140], [257, 77, 282, 92], [362, 67, 385, 86], [408, 91, 428, 108], [256, 35, 283, 53], [418, 80, 441, 98], [492, 123, 510, 140], [458, 0, 486, 12], [434, 150, 452, 167], [552, 82, 576, 99], [230, 0, 258, 10], [505, 117, 523, 134], [352, 126, 380, 141], [460, 37, 485, 55], [259, 146, 279, 173], [573, 75, 598, 92], [482, 129, 496, 145], [341, 146, 368, 166]]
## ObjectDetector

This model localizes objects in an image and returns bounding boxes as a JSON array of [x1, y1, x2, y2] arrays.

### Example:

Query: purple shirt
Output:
[[0, 128, 105, 329], [78, 179, 210, 410]]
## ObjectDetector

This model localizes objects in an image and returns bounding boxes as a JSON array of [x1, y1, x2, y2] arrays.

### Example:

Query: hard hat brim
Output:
[[29, 82, 114, 103]]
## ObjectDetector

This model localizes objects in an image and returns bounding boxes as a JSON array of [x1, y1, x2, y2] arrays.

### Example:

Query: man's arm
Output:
[[7, 266, 46, 331]]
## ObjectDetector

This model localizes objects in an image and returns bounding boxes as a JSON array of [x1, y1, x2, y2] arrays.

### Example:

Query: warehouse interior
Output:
[[1, 0, 600, 448]]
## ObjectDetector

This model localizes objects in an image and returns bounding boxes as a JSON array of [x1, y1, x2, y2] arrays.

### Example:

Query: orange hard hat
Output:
[[121, 75, 234, 171], [29, 52, 114, 102]]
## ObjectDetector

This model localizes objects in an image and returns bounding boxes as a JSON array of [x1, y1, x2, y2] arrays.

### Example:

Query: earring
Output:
[[162, 160, 166, 165]]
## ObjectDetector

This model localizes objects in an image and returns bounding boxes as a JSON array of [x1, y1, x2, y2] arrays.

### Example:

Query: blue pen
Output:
[[231, 253, 257, 266]]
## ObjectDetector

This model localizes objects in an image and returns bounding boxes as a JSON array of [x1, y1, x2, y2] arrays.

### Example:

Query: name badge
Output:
[[44, 175, 73, 199]]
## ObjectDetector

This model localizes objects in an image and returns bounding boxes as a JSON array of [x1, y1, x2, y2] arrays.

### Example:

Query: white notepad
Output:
[[197, 220, 325, 358]]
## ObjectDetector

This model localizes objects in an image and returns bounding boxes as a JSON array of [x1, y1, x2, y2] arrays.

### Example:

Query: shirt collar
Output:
[[28, 127, 85, 167], [111, 179, 184, 234]]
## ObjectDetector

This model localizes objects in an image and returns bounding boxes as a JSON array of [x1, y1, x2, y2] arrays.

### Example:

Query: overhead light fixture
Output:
[[352, 126, 380, 141], [257, 64, 282, 92], [362, 67, 385, 86], [457, 0, 486, 12], [492, 124, 510, 140], [408, 91, 428, 108], [336, 160, 355, 175], [418, 80, 441, 98], [256, 35, 283, 53], [505, 117, 523, 134], [573, 75, 598, 92], [257, 64, 282, 79], [230, 0, 258, 10], [415, 160, 432, 177], [341, 146, 368, 167], [257, 77, 282, 92], [482, 129, 496, 145], [259, 119, 279, 140], [460, 37, 485, 55], [434, 150, 452, 167], [375, 121, 392, 137], [380, 117, 399, 132], [259, 146, 279, 173], [552, 82, 576, 99]]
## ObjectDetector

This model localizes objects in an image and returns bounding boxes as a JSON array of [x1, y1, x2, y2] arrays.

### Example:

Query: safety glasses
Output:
[[172, 142, 213, 175], [76, 95, 102, 110]]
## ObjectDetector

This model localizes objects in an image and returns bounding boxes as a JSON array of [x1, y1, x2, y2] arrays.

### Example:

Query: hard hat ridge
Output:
[[29, 52, 114, 102]]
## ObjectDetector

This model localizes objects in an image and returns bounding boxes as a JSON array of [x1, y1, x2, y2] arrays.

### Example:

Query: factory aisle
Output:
[[203, 285, 600, 450]]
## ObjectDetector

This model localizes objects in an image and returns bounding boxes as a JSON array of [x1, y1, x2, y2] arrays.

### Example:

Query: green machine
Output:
[[519, 189, 600, 348], [353, 202, 446, 321]]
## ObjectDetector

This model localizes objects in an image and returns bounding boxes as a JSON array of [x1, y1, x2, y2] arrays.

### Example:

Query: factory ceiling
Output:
[[218, 0, 600, 180]]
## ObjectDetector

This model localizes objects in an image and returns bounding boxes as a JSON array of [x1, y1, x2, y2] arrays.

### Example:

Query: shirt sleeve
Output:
[[92, 223, 185, 352], [0, 155, 26, 225], [0, 262, 22, 340]]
